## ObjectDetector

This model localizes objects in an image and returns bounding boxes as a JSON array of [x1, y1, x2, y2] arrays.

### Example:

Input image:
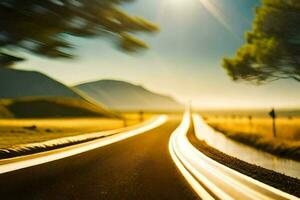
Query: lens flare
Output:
[[198, 0, 232, 32]]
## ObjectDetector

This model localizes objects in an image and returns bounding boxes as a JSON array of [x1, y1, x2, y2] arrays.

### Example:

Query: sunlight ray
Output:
[[198, 0, 237, 37]]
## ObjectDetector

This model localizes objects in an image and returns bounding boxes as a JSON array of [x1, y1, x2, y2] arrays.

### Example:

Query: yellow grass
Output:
[[206, 117, 300, 161], [206, 117, 300, 140], [0, 113, 154, 149], [120, 112, 154, 122]]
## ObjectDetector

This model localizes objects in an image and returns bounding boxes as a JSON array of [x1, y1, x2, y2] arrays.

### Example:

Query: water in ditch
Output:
[[193, 115, 300, 179]]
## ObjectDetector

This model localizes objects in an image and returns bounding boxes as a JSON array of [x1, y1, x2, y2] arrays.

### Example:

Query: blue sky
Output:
[[16, 0, 300, 109]]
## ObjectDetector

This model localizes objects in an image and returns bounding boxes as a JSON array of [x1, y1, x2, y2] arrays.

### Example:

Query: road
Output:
[[0, 115, 198, 200]]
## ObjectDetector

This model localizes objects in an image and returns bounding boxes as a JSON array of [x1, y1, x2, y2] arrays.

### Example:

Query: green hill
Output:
[[75, 79, 183, 112], [0, 68, 83, 99], [0, 97, 114, 118]]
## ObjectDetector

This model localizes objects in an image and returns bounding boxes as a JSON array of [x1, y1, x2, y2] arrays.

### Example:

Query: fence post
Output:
[[269, 108, 276, 137], [139, 111, 144, 122]]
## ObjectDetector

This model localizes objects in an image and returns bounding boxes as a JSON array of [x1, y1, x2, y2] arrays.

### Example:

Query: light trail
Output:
[[168, 112, 216, 200], [169, 111, 298, 200], [0, 115, 167, 174]]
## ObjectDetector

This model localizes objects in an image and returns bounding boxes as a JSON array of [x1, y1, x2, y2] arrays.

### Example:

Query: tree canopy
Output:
[[223, 0, 300, 83], [0, 0, 158, 67]]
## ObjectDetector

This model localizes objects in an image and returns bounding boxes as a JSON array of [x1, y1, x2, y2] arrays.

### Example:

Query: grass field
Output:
[[0, 113, 153, 149], [206, 117, 300, 161]]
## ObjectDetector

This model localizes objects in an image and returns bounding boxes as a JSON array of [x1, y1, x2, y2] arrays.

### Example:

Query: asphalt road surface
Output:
[[0, 115, 198, 200]]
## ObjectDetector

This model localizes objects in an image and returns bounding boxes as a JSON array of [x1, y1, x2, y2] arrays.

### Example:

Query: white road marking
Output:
[[0, 115, 167, 174]]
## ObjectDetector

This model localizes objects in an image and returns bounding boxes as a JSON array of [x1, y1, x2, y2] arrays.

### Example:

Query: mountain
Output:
[[0, 97, 113, 118], [0, 68, 113, 118], [0, 68, 82, 99], [74, 80, 183, 111]]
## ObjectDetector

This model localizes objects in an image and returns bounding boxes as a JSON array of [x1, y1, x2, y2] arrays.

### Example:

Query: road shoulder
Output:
[[188, 119, 300, 197]]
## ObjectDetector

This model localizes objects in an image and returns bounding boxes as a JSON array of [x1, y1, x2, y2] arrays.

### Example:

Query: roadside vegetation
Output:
[[205, 117, 300, 161], [223, 0, 300, 83], [0, 112, 153, 149]]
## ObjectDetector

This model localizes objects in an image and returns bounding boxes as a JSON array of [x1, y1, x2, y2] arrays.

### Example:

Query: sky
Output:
[[16, 0, 300, 109]]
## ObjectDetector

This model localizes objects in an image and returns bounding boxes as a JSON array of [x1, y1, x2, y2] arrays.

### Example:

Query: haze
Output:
[[15, 0, 300, 109]]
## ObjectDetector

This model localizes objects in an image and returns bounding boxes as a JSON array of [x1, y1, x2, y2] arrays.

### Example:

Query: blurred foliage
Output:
[[223, 0, 300, 83], [0, 0, 158, 67]]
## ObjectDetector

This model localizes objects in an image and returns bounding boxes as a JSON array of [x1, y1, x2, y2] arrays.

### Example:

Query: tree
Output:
[[0, 0, 158, 67], [223, 0, 300, 84]]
